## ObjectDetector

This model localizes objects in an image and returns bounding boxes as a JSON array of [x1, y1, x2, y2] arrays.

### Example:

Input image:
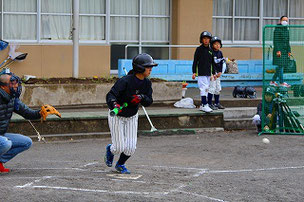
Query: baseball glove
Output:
[[40, 104, 61, 121]]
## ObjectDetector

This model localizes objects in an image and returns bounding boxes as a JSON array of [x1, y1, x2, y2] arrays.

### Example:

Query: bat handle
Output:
[[110, 108, 119, 116], [110, 103, 128, 116]]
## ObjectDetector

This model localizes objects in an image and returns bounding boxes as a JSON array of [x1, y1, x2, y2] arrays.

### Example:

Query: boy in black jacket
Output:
[[192, 31, 216, 112], [105, 53, 157, 174], [208, 36, 225, 110]]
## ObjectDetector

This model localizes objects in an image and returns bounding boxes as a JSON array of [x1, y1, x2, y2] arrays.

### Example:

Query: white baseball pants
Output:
[[197, 76, 211, 96], [208, 78, 222, 95], [108, 111, 138, 156]]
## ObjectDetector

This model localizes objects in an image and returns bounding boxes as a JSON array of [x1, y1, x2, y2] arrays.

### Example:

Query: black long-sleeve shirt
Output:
[[192, 45, 216, 76], [106, 74, 153, 117]]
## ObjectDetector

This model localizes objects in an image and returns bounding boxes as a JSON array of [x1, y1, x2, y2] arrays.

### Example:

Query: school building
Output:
[[0, 0, 303, 78]]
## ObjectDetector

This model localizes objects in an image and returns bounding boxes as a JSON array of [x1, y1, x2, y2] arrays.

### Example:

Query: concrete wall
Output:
[[0, 45, 111, 78], [20, 82, 182, 107]]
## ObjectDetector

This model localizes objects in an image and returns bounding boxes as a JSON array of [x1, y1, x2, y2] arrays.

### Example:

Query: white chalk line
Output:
[[15, 176, 52, 188], [136, 164, 304, 175], [207, 165, 304, 174], [21, 185, 170, 196], [82, 162, 99, 167]]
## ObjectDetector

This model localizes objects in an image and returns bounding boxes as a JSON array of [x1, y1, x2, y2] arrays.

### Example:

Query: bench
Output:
[[118, 59, 303, 87]]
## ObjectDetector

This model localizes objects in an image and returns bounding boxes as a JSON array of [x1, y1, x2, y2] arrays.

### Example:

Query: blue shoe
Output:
[[104, 144, 114, 167], [115, 163, 131, 174]]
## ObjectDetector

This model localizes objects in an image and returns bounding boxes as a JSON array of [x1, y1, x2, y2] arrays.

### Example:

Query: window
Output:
[[0, 0, 170, 45], [3, 0, 37, 40], [213, 0, 304, 44], [0, 0, 171, 67]]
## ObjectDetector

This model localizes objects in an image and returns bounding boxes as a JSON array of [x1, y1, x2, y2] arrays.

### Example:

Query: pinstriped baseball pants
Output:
[[108, 111, 138, 156]]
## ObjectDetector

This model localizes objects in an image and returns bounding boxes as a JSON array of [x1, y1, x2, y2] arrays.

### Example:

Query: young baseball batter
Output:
[[192, 31, 216, 112], [104, 53, 157, 174]]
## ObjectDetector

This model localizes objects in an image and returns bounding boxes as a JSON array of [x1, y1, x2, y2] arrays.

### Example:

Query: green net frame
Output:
[[261, 25, 304, 135]]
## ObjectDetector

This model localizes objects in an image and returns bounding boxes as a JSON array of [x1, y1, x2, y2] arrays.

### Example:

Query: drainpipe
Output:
[[72, 0, 79, 78]]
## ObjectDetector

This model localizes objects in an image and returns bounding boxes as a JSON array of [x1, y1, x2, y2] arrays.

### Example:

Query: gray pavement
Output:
[[2, 130, 304, 202]]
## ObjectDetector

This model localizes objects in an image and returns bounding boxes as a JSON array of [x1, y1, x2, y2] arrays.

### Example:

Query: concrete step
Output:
[[223, 107, 256, 119], [8, 108, 224, 136], [8, 103, 261, 139], [224, 118, 255, 130], [27, 127, 225, 142]]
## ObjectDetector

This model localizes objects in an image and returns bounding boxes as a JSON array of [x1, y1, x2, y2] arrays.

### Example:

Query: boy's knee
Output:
[[111, 144, 125, 155], [124, 146, 136, 156], [0, 138, 12, 154], [24, 137, 32, 150]]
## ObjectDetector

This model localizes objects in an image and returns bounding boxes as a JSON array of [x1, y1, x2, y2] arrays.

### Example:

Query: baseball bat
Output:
[[123, 67, 157, 132], [110, 102, 128, 116]]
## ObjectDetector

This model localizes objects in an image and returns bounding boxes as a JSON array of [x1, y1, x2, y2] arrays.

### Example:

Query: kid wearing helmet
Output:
[[252, 86, 276, 133], [208, 36, 225, 110], [192, 31, 216, 113], [105, 53, 157, 174]]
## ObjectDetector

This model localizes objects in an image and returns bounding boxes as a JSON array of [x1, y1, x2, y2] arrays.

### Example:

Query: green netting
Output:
[[261, 25, 304, 135]]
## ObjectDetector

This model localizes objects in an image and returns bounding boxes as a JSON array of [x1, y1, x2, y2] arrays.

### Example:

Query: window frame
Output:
[[212, 0, 304, 46]]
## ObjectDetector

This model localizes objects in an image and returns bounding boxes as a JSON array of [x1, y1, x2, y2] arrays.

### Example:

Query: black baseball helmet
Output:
[[132, 53, 158, 73], [200, 31, 212, 43], [211, 36, 222, 48]]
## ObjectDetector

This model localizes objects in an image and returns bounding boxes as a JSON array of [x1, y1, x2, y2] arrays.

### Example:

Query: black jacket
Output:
[[273, 24, 291, 66], [106, 74, 153, 117], [213, 50, 224, 73], [192, 45, 216, 76], [0, 88, 41, 135]]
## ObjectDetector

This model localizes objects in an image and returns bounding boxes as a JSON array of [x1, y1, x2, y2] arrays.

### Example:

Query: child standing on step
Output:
[[192, 31, 216, 113], [208, 36, 225, 110]]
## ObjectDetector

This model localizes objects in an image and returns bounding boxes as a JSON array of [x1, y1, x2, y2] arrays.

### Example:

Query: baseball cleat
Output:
[[209, 104, 218, 110], [199, 104, 213, 113], [214, 103, 225, 109], [104, 144, 114, 167], [115, 163, 131, 174]]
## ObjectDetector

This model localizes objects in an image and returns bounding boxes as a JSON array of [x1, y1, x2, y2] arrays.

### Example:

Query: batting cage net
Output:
[[261, 25, 304, 135]]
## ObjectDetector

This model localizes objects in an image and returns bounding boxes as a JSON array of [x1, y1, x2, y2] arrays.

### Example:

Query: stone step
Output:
[[8, 108, 224, 136], [27, 128, 225, 142], [224, 118, 255, 130], [223, 107, 256, 119]]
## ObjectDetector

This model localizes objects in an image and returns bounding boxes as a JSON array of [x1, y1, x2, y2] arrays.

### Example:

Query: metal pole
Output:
[[72, 0, 79, 78]]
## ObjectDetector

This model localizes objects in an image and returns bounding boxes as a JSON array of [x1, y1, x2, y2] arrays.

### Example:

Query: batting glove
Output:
[[130, 94, 143, 105], [113, 102, 122, 113]]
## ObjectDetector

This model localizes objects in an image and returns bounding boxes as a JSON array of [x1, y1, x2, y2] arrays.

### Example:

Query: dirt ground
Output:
[[24, 77, 166, 84], [2, 130, 304, 202]]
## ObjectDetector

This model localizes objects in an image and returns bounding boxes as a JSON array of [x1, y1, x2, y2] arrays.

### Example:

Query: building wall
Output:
[[0, 0, 264, 79], [0, 45, 110, 78], [171, 0, 262, 60]]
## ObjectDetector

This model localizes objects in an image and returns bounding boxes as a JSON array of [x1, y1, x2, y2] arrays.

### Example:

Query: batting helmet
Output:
[[132, 53, 158, 73], [200, 31, 212, 43], [210, 36, 222, 48]]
